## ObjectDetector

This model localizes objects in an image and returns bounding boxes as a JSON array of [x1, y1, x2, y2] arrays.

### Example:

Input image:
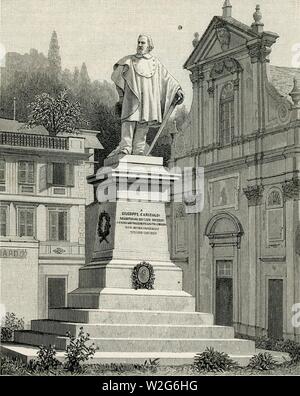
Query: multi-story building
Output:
[[0, 118, 102, 326], [169, 2, 300, 341]]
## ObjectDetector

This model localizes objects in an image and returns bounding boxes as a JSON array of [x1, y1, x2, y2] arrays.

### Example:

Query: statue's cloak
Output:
[[111, 54, 180, 126]]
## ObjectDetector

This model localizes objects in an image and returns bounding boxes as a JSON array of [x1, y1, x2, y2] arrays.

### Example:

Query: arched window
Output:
[[220, 82, 234, 146]]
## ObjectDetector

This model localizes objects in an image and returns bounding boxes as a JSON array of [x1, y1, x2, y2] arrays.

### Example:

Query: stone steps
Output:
[[67, 288, 196, 311], [14, 331, 255, 355], [30, 320, 235, 339], [0, 344, 290, 367], [48, 308, 214, 325]]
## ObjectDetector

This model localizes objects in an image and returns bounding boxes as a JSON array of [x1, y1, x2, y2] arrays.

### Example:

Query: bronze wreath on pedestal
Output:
[[131, 262, 155, 290], [97, 211, 111, 244]]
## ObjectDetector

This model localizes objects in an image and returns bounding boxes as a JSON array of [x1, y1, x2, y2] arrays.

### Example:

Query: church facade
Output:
[[169, 2, 300, 341]]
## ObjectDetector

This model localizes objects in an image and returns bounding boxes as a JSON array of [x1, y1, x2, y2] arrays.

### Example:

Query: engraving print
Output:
[[1, 0, 300, 381]]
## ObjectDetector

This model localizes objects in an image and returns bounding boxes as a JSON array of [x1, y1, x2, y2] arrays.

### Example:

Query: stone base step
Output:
[[48, 308, 213, 326], [14, 331, 255, 355], [67, 288, 196, 311], [30, 320, 235, 339], [0, 344, 290, 368]]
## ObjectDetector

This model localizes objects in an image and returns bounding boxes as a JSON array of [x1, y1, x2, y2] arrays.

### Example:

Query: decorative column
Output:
[[243, 184, 264, 336], [282, 177, 300, 338], [190, 67, 200, 150], [199, 69, 205, 149], [9, 202, 17, 237], [207, 80, 215, 146], [247, 6, 279, 136]]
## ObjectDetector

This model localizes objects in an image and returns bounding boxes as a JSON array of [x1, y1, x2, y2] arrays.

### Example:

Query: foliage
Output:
[[194, 347, 238, 373], [1, 312, 24, 342], [28, 345, 61, 371], [28, 345, 61, 372], [253, 336, 300, 363], [283, 340, 300, 364], [0, 33, 118, 132], [48, 31, 61, 76], [92, 359, 160, 374], [143, 358, 160, 372], [27, 89, 86, 136], [0, 30, 189, 166], [93, 103, 121, 167], [0, 355, 31, 376], [64, 328, 96, 372], [247, 352, 278, 371]]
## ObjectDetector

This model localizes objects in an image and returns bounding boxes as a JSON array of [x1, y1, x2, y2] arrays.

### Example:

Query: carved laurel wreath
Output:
[[131, 262, 155, 290], [97, 211, 111, 244]]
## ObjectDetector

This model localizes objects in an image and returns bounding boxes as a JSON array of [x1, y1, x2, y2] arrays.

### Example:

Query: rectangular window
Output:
[[18, 161, 35, 193], [53, 163, 66, 186], [48, 208, 68, 241], [18, 207, 35, 237], [0, 206, 8, 236], [0, 160, 5, 191], [48, 163, 74, 187]]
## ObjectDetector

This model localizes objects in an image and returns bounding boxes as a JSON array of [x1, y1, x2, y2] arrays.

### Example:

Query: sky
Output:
[[1, 0, 300, 109]]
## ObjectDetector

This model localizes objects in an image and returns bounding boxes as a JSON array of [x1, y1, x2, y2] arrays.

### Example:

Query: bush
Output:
[[194, 347, 238, 373], [1, 312, 24, 342], [247, 352, 278, 371], [282, 340, 300, 364], [64, 328, 96, 372], [254, 336, 300, 364], [28, 345, 61, 372]]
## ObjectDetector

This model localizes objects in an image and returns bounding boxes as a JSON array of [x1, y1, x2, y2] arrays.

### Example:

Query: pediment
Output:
[[184, 16, 258, 69]]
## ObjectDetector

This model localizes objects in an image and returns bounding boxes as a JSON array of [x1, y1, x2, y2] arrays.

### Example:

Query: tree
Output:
[[79, 62, 90, 87], [48, 31, 61, 76], [91, 102, 121, 167], [27, 89, 86, 136], [174, 104, 189, 130]]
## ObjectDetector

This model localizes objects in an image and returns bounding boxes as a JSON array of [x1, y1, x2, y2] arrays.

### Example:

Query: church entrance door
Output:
[[268, 279, 283, 339], [215, 260, 233, 326]]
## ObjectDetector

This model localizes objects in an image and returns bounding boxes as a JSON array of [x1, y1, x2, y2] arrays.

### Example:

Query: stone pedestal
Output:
[[68, 155, 194, 309], [10, 155, 259, 366]]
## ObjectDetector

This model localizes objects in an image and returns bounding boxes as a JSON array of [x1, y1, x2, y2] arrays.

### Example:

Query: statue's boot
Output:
[[107, 146, 131, 158]]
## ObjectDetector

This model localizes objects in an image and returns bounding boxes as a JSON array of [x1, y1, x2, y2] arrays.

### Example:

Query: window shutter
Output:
[[49, 211, 58, 241], [39, 164, 48, 192], [18, 162, 26, 183], [65, 164, 75, 187], [47, 163, 53, 185]]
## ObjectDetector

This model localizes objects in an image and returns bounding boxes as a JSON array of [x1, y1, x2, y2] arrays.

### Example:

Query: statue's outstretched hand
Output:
[[175, 89, 184, 105]]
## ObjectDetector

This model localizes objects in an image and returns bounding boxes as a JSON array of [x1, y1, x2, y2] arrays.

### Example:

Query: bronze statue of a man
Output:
[[110, 34, 184, 156]]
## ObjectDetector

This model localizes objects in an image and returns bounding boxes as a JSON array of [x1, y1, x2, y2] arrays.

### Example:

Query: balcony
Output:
[[0, 131, 69, 150]]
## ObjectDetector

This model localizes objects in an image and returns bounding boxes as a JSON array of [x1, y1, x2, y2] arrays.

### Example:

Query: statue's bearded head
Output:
[[136, 34, 154, 55]]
